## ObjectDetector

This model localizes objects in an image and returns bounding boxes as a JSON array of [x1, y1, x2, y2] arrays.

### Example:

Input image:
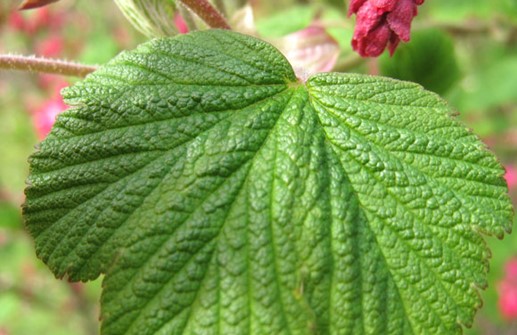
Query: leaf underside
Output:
[[23, 30, 513, 335]]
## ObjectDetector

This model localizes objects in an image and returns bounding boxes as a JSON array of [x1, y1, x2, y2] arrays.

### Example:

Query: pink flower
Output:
[[35, 34, 64, 57], [498, 258, 517, 320], [174, 14, 189, 34], [31, 83, 68, 139], [30, 7, 65, 32], [505, 165, 517, 191], [348, 0, 424, 57], [278, 23, 340, 81], [33, 97, 66, 139], [7, 7, 65, 34], [506, 259, 517, 278], [24, 7, 51, 33], [7, 11, 26, 31]]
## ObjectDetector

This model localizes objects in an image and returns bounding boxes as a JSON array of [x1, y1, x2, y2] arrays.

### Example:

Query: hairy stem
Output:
[[0, 54, 96, 78], [178, 0, 231, 30]]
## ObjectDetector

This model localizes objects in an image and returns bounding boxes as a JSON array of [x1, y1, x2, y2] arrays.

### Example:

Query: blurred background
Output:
[[0, 0, 516, 334]]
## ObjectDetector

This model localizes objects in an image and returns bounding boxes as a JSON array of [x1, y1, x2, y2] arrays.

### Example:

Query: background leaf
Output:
[[422, 0, 501, 22], [449, 57, 517, 112], [380, 28, 460, 95]]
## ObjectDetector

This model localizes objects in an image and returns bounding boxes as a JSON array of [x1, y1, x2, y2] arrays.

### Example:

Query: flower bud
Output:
[[349, 0, 424, 57]]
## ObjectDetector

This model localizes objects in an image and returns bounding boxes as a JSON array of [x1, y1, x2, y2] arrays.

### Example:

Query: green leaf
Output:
[[380, 29, 460, 95], [23, 30, 513, 335]]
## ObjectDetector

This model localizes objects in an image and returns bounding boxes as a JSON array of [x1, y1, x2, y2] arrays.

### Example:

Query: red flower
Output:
[[498, 258, 517, 320], [33, 97, 66, 139], [348, 0, 424, 57], [174, 14, 189, 34], [31, 83, 68, 139], [7, 7, 64, 34], [28, 7, 65, 32], [35, 34, 64, 57], [505, 165, 517, 191], [8, 12, 26, 31]]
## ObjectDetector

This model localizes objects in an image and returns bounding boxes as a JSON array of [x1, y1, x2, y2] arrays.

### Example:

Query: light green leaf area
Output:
[[23, 30, 513, 335]]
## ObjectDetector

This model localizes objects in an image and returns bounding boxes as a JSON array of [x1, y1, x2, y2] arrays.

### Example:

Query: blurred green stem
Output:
[[178, 0, 230, 29], [0, 54, 96, 78]]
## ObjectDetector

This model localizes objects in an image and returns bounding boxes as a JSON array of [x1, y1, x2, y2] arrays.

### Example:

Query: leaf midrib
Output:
[[307, 85, 425, 335]]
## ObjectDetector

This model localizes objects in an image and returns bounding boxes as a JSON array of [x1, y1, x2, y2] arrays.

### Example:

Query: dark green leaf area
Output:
[[23, 30, 512, 335], [380, 29, 460, 95]]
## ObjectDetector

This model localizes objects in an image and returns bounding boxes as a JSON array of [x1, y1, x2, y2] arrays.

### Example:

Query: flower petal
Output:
[[386, 0, 416, 41]]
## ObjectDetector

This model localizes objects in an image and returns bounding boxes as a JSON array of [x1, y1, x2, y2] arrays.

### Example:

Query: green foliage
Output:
[[0, 87, 37, 196], [23, 30, 513, 334], [0, 228, 100, 335], [255, 4, 353, 50], [380, 29, 460, 95], [256, 6, 317, 37], [423, 0, 501, 22], [450, 57, 517, 112], [0, 202, 20, 229]]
